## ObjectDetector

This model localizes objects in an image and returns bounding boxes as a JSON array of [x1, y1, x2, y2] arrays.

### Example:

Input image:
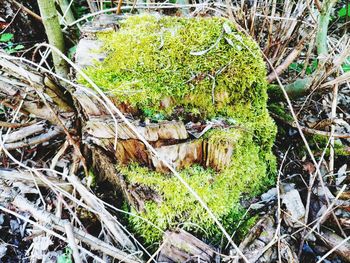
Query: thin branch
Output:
[[10, 0, 42, 22]]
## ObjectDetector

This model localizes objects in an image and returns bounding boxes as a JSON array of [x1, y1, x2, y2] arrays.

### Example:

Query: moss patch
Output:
[[81, 15, 269, 123], [309, 134, 349, 156], [119, 131, 275, 243], [81, 14, 277, 244]]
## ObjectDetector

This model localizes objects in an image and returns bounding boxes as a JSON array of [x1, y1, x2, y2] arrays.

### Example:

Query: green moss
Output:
[[309, 135, 349, 156], [81, 15, 269, 122], [268, 102, 293, 122], [81, 14, 277, 244], [119, 130, 275, 244]]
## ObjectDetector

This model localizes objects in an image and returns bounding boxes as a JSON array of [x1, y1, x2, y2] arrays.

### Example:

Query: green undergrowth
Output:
[[81, 14, 277, 244], [309, 135, 349, 156]]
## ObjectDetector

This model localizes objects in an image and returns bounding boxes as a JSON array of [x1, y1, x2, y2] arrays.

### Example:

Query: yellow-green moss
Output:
[[81, 14, 277, 244], [81, 15, 268, 122], [310, 135, 349, 156], [119, 130, 275, 244]]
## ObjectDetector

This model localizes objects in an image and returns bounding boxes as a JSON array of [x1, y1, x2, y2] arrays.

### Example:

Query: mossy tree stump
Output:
[[77, 14, 277, 245]]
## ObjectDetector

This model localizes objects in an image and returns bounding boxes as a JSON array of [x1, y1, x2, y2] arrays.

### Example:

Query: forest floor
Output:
[[0, 0, 350, 263]]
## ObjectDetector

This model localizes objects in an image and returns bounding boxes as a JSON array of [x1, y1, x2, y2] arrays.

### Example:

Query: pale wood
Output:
[[157, 229, 216, 263], [84, 118, 188, 141], [0, 168, 72, 192], [4, 122, 46, 143], [151, 140, 203, 173], [205, 139, 234, 171], [322, 229, 350, 262]]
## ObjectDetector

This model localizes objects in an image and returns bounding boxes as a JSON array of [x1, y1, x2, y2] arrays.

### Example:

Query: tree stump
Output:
[[74, 13, 277, 246]]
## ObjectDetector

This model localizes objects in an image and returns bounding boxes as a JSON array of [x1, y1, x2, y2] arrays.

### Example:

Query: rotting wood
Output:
[[205, 139, 234, 171], [322, 229, 350, 262], [0, 52, 240, 260], [90, 147, 161, 212], [83, 117, 234, 172], [0, 54, 236, 211], [0, 56, 75, 127], [151, 140, 203, 173], [84, 118, 188, 141], [157, 229, 217, 263]]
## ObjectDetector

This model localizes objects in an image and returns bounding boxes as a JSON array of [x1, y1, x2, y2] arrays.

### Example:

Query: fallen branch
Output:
[[270, 112, 350, 139], [3, 126, 63, 150], [0, 168, 72, 192], [64, 222, 83, 263], [321, 71, 350, 88], [10, 0, 43, 22], [317, 230, 350, 263], [4, 122, 46, 143], [0, 120, 38, 129], [0, 187, 141, 263]]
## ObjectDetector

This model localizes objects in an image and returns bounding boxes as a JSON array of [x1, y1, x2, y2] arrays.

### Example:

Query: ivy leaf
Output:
[[338, 5, 350, 17], [57, 248, 73, 263], [0, 33, 14, 42], [14, 44, 24, 50], [342, 63, 350, 72], [68, 45, 77, 59]]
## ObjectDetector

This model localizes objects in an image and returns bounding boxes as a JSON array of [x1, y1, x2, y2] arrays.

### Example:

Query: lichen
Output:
[[80, 14, 277, 244]]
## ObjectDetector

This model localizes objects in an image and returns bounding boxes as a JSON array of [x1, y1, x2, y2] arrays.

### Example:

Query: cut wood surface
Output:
[[84, 118, 188, 141], [151, 140, 204, 172]]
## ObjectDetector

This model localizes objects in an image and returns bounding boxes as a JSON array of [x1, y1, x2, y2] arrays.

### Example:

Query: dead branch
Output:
[[0, 120, 37, 128], [0, 55, 75, 127], [9, 0, 43, 22], [0, 168, 72, 192], [4, 122, 46, 143], [3, 126, 63, 151], [0, 185, 141, 263], [321, 229, 350, 262], [64, 222, 83, 263]]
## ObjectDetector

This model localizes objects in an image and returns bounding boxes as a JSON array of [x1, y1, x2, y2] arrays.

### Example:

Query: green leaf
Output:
[[0, 33, 14, 42], [338, 5, 350, 18], [289, 62, 302, 72], [57, 248, 73, 263], [14, 44, 24, 50], [342, 63, 350, 72], [68, 45, 77, 59], [306, 59, 318, 75]]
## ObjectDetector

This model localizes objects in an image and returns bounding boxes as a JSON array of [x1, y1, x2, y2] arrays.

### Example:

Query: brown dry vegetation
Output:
[[0, 0, 349, 263]]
